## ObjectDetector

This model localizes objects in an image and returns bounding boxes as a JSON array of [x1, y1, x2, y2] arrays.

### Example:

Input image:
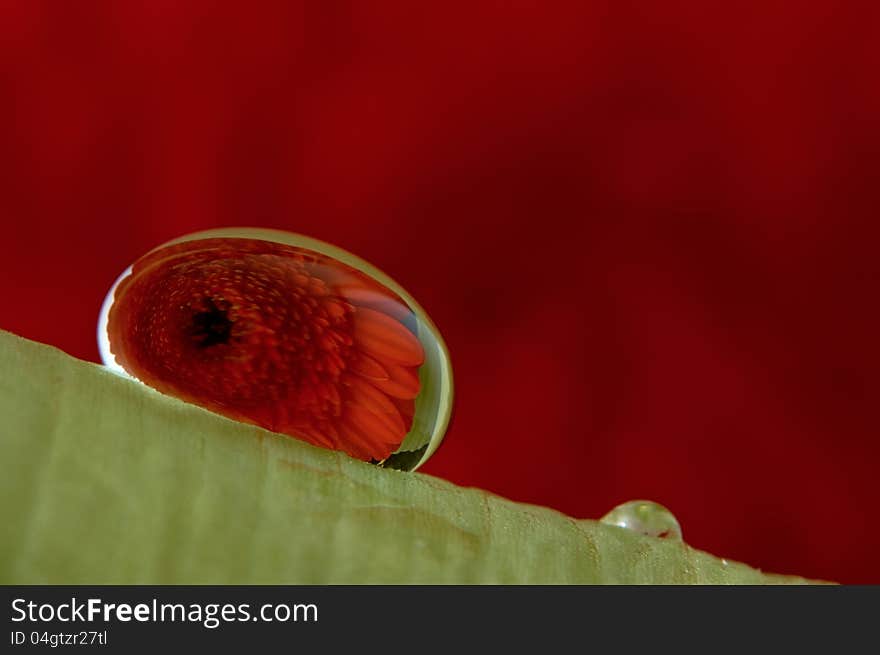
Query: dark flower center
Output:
[[191, 299, 233, 348]]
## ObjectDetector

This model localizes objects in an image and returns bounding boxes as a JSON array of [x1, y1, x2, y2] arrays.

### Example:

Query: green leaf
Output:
[[0, 329, 823, 584]]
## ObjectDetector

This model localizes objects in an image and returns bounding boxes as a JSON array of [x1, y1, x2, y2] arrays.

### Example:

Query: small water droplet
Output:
[[600, 500, 682, 540]]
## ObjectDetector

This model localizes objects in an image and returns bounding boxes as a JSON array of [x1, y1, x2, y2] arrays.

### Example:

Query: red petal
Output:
[[371, 361, 421, 399], [345, 376, 407, 433], [352, 307, 425, 367], [337, 284, 412, 322], [343, 404, 405, 447], [393, 397, 416, 421], [349, 352, 389, 380], [335, 419, 392, 461]]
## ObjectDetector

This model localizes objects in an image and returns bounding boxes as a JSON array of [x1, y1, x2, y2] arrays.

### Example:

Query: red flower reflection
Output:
[[106, 238, 424, 462]]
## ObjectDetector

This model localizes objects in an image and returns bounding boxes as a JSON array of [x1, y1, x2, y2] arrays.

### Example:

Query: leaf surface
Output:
[[0, 330, 821, 584]]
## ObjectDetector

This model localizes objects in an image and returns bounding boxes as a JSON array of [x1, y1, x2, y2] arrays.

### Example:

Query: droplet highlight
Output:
[[97, 227, 453, 471], [600, 500, 682, 540]]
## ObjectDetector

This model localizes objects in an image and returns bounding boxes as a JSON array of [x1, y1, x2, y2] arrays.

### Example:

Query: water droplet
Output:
[[600, 500, 682, 540], [97, 227, 453, 471]]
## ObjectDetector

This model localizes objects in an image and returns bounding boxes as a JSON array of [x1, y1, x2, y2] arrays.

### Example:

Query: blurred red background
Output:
[[1, 2, 878, 584]]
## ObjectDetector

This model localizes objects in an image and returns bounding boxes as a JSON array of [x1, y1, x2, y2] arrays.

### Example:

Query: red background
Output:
[[1, 2, 878, 584]]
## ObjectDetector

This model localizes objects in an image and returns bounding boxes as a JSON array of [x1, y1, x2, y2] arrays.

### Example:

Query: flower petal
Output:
[[352, 307, 425, 367]]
